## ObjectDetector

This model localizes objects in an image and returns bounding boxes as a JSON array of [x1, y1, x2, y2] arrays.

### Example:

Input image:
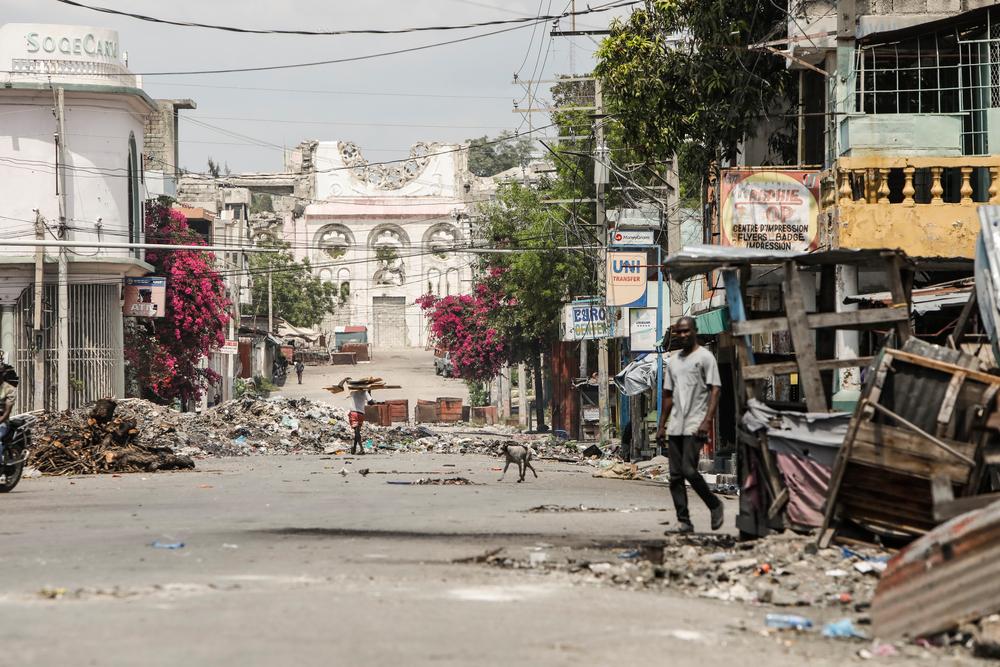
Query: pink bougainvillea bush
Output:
[[417, 268, 510, 381], [124, 201, 231, 405]]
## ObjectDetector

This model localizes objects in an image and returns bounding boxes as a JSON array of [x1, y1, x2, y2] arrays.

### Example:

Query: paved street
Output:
[[1, 451, 866, 667], [281, 348, 469, 412]]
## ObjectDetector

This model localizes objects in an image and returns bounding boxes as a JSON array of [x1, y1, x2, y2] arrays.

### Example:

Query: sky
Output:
[[0, 0, 633, 174]]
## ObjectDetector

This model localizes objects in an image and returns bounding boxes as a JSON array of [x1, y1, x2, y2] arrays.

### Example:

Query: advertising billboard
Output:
[[122, 277, 166, 318], [720, 170, 821, 252], [606, 251, 647, 307], [561, 302, 618, 341]]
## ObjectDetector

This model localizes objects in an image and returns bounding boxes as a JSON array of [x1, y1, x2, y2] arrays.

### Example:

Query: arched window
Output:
[[427, 268, 441, 296], [337, 268, 351, 303], [445, 268, 460, 296], [126, 133, 141, 258]]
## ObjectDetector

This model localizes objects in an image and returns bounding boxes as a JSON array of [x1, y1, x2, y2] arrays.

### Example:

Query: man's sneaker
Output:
[[669, 522, 694, 535], [711, 503, 725, 531]]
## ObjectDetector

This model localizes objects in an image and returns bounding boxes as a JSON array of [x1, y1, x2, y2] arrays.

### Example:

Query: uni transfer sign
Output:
[[606, 251, 647, 307], [720, 170, 820, 251]]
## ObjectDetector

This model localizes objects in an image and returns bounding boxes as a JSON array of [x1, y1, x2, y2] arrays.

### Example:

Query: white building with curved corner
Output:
[[0, 23, 157, 409], [289, 140, 475, 349]]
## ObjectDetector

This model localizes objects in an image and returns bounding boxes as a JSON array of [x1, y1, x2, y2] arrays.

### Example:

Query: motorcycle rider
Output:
[[0, 366, 17, 468]]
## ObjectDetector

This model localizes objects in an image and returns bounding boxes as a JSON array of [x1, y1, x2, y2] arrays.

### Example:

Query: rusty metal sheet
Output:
[[872, 499, 1000, 639]]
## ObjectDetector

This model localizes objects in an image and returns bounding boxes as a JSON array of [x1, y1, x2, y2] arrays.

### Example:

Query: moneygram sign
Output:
[[720, 170, 820, 251], [606, 251, 647, 307]]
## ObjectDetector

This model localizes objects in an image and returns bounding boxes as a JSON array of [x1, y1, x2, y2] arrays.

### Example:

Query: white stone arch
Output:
[[423, 222, 461, 260], [315, 224, 355, 259], [367, 223, 410, 249], [318, 268, 334, 282]]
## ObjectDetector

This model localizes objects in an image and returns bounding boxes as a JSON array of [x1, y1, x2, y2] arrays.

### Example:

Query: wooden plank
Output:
[[731, 316, 788, 336], [853, 421, 977, 471], [947, 289, 978, 350], [820, 411, 868, 546], [808, 308, 910, 330], [782, 262, 827, 412], [887, 348, 1000, 386], [849, 438, 972, 481], [936, 371, 967, 438], [742, 356, 874, 380], [886, 255, 913, 342], [866, 400, 978, 467], [934, 491, 1000, 522], [729, 308, 909, 337]]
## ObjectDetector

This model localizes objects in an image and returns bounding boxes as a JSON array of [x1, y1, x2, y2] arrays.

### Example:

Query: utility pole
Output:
[[594, 79, 611, 444], [32, 210, 45, 412], [517, 361, 529, 428], [267, 269, 273, 333], [55, 87, 69, 411]]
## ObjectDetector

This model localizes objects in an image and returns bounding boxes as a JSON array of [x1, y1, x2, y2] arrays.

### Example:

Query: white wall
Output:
[[0, 91, 146, 260]]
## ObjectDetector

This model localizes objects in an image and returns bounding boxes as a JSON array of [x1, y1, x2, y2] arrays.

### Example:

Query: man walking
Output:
[[294, 359, 305, 385], [656, 316, 724, 533]]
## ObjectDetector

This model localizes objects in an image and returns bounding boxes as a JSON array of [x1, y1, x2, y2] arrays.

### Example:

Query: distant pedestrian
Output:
[[295, 360, 304, 384], [655, 316, 724, 534]]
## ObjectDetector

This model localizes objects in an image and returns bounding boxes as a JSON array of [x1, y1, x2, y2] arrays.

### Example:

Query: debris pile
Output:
[[31, 399, 195, 475], [481, 532, 886, 614]]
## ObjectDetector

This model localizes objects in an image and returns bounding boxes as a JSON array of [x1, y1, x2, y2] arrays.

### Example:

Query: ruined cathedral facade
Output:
[[179, 139, 494, 349]]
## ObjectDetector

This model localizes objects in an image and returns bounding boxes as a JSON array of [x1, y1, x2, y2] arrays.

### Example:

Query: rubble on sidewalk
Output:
[[31, 399, 195, 475], [482, 532, 887, 610]]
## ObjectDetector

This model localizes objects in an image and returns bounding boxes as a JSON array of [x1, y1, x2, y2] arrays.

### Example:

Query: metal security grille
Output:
[[855, 10, 1000, 156], [13, 284, 124, 411], [372, 296, 406, 349]]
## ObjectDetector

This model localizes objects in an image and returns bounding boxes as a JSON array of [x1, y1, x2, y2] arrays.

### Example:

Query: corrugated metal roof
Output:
[[663, 245, 913, 281]]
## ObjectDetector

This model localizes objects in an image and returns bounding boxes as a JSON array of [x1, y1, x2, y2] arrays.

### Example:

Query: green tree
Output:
[[467, 131, 535, 177], [478, 182, 592, 429], [250, 193, 274, 215], [250, 238, 338, 329], [595, 0, 793, 180]]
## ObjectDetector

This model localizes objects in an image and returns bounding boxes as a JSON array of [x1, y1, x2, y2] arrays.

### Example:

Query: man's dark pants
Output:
[[667, 435, 721, 525]]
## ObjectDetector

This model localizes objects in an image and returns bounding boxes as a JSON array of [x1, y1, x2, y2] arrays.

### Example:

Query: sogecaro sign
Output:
[[720, 170, 820, 251], [606, 251, 646, 307]]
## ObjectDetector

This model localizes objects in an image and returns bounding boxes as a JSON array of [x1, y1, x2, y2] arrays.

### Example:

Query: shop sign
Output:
[[561, 302, 617, 341], [720, 170, 820, 251], [610, 229, 655, 246], [607, 251, 647, 307], [629, 308, 660, 352], [122, 277, 166, 318]]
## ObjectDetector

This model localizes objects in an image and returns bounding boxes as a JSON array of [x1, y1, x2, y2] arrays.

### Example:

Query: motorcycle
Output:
[[1, 414, 35, 493]]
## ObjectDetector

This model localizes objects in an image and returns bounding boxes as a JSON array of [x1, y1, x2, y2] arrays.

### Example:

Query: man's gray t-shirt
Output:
[[664, 346, 721, 436]]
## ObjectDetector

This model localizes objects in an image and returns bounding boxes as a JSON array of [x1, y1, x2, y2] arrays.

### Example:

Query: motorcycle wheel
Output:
[[0, 461, 23, 492]]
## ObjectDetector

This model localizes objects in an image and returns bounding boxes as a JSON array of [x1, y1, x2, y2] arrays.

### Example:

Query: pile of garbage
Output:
[[31, 399, 195, 475], [372, 427, 576, 459], [484, 532, 884, 610], [26, 396, 600, 474]]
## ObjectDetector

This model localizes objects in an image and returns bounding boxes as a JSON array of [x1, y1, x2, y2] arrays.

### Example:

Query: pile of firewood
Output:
[[30, 398, 195, 475]]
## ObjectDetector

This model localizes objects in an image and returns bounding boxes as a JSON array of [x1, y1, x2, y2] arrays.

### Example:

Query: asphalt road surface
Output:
[[1, 452, 869, 666]]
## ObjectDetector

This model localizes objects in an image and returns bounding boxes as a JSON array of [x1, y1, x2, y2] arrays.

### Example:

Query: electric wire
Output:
[[52, 0, 638, 38]]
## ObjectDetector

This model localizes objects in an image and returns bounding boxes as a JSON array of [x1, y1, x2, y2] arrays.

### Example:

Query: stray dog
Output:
[[498, 443, 538, 483]]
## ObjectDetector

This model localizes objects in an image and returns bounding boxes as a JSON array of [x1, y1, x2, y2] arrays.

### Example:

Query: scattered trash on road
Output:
[[765, 614, 814, 631], [150, 541, 185, 549]]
